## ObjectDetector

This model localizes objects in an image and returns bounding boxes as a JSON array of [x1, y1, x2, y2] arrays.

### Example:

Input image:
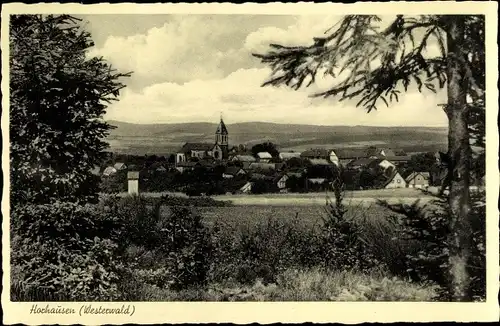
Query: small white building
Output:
[[127, 171, 140, 195], [240, 182, 253, 193], [384, 172, 407, 189], [257, 152, 273, 163]]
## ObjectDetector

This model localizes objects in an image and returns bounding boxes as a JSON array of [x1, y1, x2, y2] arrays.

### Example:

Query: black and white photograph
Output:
[[1, 2, 498, 324]]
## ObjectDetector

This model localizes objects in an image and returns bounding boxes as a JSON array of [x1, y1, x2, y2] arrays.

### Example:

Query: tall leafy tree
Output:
[[253, 15, 484, 301], [10, 15, 131, 204]]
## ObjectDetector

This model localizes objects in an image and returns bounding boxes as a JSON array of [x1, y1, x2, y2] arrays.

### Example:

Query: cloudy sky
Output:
[[80, 14, 448, 127]]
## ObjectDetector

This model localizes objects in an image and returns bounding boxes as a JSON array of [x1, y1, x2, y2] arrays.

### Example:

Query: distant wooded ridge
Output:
[[106, 120, 448, 155]]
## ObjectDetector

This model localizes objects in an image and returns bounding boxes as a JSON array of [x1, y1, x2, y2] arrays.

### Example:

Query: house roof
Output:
[[300, 148, 330, 158], [333, 148, 367, 159], [308, 178, 327, 184], [103, 166, 117, 175], [248, 162, 275, 171], [257, 152, 273, 159], [273, 173, 288, 183], [308, 158, 332, 166], [347, 158, 378, 167], [113, 162, 126, 170], [233, 155, 256, 162], [279, 152, 302, 159], [405, 171, 430, 182], [216, 118, 228, 135], [225, 166, 245, 175], [180, 142, 214, 152], [286, 172, 304, 178], [250, 173, 274, 181], [381, 171, 403, 188]]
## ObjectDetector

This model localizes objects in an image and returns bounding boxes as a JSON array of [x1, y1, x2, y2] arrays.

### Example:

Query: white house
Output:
[[384, 172, 407, 189], [240, 182, 253, 193], [257, 152, 273, 163], [275, 174, 289, 192], [113, 162, 127, 171], [127, 171, 140, 195], [102, 166, 117, 177], [405, 172, 430, 188], [279, 152, 302, 161]]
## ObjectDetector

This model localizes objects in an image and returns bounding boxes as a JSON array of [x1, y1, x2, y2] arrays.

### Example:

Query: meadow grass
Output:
[[124, 268, 438, 301]]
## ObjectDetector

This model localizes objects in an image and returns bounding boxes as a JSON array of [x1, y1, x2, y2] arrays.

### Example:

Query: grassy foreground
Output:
[[123, 268, 438, 301]]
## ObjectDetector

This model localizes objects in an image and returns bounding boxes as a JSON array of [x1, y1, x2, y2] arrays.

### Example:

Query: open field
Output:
[[114, 188, 434, 206]]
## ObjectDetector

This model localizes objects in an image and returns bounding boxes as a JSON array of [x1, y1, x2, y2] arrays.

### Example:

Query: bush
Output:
[[107, 195, 213, 291], [11, 201, 124, 301], [208, 215, 324, 286], [159, 207, 213, 290], [378, 191, 486, 301], [320, 172, 380, 272]]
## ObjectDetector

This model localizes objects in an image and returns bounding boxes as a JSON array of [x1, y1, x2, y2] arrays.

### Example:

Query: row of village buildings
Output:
[[99, 143, 433, 195]]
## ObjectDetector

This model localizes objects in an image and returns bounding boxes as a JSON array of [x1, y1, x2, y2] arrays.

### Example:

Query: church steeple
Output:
[[215, 115, 228, 145], [214, 114, 229, 160]]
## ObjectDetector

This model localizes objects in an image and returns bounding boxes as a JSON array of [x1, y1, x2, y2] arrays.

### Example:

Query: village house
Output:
[[239, 181, 253, 194], [257, 152, 273, 163], [247, 162, 276, 173], [223, 166, 246, 179], [175, 161, 198, 173], [102, 166, 117, 177], [300, 148, 337, 164], [308, 158, 333, 166], [331, 148, 367, 166], [231, 154, 256, 169], [274, 174, 289, 193], [113, 162, 127, 171], [405, 172, 430, 188], [383, 171, 407, 189], [279, 152, 302, 161]]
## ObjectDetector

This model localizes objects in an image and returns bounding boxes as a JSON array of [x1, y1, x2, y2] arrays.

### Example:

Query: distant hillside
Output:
[[106, 120, 448, 156]]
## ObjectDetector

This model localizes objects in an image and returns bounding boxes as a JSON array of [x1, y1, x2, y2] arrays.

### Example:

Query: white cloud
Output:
[[106, 67, 448, 127]]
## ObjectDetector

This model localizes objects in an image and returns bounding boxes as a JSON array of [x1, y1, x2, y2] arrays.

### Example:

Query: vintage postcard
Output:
[[1, 1, 499, 324]]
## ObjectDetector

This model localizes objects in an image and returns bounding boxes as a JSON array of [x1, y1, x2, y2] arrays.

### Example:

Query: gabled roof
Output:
[[347, 158, 377, 168], [333, 148, 367, 159], [248, 162, 275, 171], [180, 142, 214, 152], [232, 155, 256, 162], [102, 166, 117, 176], [308, 178, 327, 184], [113, 162, 127, 170], [308, 158, 332, 166], [279, 152, 302, 160], [225, 166, 245, 175], [216, 118, 228, 135], [250, 173, 274, 181], [300, 148, 330, 158], [381, 171, 404, 188], [257, 152, 273, 159], [286, 172, 304, 178], [405, 171, 430, 182]]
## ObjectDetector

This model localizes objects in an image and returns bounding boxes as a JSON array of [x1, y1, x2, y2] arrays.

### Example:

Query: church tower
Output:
[[214, 114, 229, 159]]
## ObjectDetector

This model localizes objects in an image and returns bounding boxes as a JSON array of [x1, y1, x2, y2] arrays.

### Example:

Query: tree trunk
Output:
[[445, 16, 473, 301]]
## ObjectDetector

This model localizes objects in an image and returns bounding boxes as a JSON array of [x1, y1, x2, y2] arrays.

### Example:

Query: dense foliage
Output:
[[11, 201, 125, 301], [378, 191, 486, 301], [10, 15, 130, 205]]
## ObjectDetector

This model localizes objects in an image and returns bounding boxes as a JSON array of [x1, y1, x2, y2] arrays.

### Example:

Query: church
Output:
[[175, 117, 229, 165]]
